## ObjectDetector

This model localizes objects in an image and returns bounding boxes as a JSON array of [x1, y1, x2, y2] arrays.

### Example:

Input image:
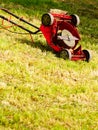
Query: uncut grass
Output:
[[0, 0, 98, 130], [0, 39, 98, 129]]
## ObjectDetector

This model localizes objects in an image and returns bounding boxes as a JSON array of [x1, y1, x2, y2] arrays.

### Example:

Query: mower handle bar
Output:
[[0, 15, 40, 34], [0, 7, 40, 34], [0, 8, 39, 30]]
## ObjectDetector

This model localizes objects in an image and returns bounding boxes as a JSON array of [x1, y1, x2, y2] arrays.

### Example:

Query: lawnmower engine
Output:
[[40, 9, 91, 62]]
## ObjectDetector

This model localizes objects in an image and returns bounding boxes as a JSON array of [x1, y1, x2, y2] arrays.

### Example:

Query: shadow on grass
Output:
[[18, 37, 53, 53], [1, 0, 98, 18], [0, 0, 61, 17]]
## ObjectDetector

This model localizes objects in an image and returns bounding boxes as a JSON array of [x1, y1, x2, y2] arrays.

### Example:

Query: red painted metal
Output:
[[40, 12, 90, 61]]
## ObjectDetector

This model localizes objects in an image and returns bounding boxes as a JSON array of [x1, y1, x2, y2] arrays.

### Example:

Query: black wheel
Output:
[[83, 50, 91, 62], [70, 14, 80, 26], [41, 13, 54, 26], [60, 49, 72, 60]]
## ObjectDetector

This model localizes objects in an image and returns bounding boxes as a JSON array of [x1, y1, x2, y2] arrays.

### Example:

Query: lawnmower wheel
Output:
[[83, 49, 91, 62], [41, 13, 54, 26], [70, 14, 80, 26], [60, 49, 72, 60]]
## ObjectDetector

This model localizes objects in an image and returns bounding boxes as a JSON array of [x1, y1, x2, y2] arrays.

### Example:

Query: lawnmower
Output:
[[0, 8, 91, 62]]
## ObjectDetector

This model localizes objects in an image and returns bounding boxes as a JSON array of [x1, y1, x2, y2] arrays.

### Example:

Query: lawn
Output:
[[0, 0, 98, 130]]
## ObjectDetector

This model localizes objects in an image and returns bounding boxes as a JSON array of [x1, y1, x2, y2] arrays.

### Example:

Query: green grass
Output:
[[0, 0, 98, 130]]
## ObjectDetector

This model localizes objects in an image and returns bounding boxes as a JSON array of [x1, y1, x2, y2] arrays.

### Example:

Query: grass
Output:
[[0, 0, 98, 130]]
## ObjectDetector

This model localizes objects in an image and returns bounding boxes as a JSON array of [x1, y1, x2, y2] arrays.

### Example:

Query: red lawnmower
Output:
[[0, 8, 91, 62]]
